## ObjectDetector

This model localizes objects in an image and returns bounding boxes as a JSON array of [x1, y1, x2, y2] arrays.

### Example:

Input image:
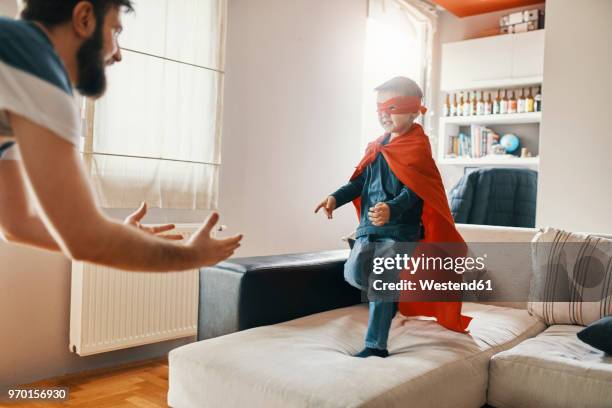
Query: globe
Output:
[[500, 133, 520, 153]]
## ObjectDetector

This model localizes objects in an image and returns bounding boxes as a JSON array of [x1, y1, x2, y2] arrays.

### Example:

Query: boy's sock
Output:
[[354, 347, 389, 358]]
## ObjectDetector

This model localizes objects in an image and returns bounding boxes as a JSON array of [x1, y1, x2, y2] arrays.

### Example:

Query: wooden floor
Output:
[[2, 359, 169, 408]]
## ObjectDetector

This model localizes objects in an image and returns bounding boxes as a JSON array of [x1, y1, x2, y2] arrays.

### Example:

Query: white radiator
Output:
[[69, 224, 200, 356]]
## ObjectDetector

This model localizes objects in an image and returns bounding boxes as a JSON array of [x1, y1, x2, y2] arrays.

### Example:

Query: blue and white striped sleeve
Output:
[[0, 18, 81, 160]]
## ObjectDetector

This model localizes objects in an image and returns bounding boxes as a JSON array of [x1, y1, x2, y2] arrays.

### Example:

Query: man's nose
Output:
[[113, 47, 122, 63]]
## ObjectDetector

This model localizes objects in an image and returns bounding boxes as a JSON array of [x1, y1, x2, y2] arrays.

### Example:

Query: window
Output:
[[83, 0, 227, 209], [361, 0, 436, 149]]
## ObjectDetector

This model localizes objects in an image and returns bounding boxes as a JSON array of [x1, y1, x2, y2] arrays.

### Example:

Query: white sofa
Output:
[[170, 303, 544, 408], [489, 325, 612, 408], [168, 225, 612, 408]]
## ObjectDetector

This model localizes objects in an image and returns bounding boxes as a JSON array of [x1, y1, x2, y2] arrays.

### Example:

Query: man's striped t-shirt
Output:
[[0, 17, 80, 160]]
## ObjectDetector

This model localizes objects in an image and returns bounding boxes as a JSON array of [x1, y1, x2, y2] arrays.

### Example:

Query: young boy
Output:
[[315, 76, 427, 358], [315, 77, 470, 357]]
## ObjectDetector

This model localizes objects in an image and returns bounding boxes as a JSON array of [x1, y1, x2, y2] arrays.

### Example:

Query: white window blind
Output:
[[361, 0, 437, 149], [83, 0, 227, 209]]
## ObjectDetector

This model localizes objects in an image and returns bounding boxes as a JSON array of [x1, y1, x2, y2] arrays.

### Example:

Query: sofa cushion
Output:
[[488, 325, 612, 408], [528, 227, 612, 326], [457, 224, 537, 310], [577, 316, 612, 355], [169, 302, 544, 408]]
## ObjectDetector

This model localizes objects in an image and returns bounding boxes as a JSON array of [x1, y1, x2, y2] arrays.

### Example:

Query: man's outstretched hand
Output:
[[125, 203, 242, 266], [315, 196, 337, 219], [187, 212, 242, 266], [124, 202, 184, 240]]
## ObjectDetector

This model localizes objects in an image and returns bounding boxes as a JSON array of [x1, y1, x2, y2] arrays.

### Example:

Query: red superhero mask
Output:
[[377, 96, 428, 115]]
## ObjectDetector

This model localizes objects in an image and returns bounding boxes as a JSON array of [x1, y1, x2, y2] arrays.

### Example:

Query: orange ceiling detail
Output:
[[431, 0, 543, 18]]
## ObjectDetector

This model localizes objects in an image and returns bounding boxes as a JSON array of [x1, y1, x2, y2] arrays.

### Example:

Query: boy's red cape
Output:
[[350, 123, 472, 332]]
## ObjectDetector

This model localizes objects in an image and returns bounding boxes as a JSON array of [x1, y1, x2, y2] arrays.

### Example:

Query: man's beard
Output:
[[75, 24, 107, 98]]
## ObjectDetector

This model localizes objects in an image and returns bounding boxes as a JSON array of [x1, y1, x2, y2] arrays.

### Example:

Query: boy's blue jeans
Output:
[[344, 235, 406, 350]]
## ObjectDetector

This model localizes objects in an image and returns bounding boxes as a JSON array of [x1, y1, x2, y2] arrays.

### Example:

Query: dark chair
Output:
[[448, 167, 538, 228]]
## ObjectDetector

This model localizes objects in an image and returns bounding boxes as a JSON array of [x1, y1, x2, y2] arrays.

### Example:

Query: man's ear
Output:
[[72, 1, 97, 39]]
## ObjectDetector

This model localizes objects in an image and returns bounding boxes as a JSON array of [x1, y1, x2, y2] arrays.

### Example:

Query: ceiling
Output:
[[430, 0, 543, 18]]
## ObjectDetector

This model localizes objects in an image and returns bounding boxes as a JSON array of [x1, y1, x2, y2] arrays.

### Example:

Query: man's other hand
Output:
[[124, 202, 184, 240], [187, 212, 242, 266]]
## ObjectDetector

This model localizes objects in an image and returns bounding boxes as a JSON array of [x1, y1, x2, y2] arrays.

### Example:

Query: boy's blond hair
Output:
[[375, 76, 423, 99]]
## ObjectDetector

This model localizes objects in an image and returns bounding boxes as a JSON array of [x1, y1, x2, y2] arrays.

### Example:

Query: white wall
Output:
[[536, 0, 612, 233], [219, 0, 368, 256]]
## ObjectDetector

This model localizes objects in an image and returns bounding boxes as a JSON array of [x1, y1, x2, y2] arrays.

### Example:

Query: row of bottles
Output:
[[443, 87, 542, 117]]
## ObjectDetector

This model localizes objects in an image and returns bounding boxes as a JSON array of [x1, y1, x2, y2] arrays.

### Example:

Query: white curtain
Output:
[[361, 0, 437, 149], [83, 0, 226, 209]]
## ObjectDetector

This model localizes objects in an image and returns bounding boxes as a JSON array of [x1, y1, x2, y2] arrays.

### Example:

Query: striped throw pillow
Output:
[[528, 227, 612, 326]]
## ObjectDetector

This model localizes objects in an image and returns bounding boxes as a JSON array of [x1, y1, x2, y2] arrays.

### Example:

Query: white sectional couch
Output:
[[168, 225, 612, 408], [489, 325, 612, 408], [170, 303, 544, 408]]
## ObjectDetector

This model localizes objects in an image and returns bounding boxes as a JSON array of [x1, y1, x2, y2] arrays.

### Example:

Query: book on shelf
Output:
[[447, 125, 497, 158]]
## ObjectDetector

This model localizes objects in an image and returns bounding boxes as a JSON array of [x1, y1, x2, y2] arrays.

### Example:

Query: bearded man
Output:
[[0, 1, 242, 271]]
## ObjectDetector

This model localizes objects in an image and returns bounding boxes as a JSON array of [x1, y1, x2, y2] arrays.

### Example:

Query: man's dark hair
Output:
[[21, 0, 134, 28], [22, 0, 135, 97]]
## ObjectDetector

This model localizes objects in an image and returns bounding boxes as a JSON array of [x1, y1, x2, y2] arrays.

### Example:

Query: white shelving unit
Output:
[[438, 156, 540, 166], [438, 30, 545, 168], [441, 112, 541, 126], [437, 111, 541, 166], [440, 77, 542, 94], [440, 30, 545, 92]]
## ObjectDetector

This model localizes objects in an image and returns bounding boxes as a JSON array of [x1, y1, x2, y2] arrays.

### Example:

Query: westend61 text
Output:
[[372, 279, 493, 292]]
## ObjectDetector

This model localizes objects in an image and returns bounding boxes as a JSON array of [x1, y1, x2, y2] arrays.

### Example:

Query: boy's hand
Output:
[[368, 202, 390, 226], [315, 196, 337, 219]]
